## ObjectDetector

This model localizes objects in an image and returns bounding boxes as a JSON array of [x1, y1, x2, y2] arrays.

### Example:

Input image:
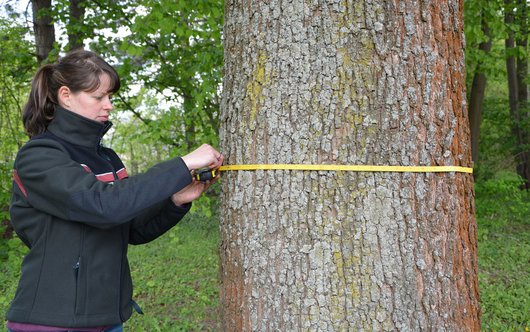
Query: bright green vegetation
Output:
[[474, 92, 530, 331], [476, 174, 530, 331]]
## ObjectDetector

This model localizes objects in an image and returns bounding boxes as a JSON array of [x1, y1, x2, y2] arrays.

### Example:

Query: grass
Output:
[[477, 220, 530, 331], [1, 187, 529, 331], [125, 210, 221, 331], [479, 225, 530, 331], [475, 173, 530, 331]]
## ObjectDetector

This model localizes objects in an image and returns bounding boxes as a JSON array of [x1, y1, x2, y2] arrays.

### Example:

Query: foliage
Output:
[[0, 17, 35, 260], [475, 95, 517, 180], [0, 0, 225, 257], [464, 0, 530, 81], [475, 81, 530, 184], [474, 69, 530, 329], [0, 14, 35, 316], [86, 0, 224, 155], [0, 237, 28, 313], [464, 0, 505, 87], [476, 172, 530, 228]]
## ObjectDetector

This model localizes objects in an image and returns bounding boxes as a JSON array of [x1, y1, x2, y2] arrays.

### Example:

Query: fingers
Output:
[[205, 144, 223, 167], [182, 144, 223, 170], [201, 144, 220, 168], [172, 180, 209, 206], [209, 153, 224, 169]]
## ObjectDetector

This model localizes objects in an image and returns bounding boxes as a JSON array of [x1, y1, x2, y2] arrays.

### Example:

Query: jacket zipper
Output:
[[73, 225, 85, 314], [73, 258, 80, 278], [73, 257, 80, 313]]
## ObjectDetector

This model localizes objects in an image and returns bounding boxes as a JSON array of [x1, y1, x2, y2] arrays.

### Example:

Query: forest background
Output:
[[0, 0, 528, 330]]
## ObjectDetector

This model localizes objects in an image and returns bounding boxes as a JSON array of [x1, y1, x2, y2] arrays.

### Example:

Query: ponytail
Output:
[[22, 50, 120, 138], [23, 64, 57, 137]]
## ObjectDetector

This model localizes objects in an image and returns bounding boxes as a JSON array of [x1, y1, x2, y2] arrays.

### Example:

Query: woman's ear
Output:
[[57, 86, 71, 108]]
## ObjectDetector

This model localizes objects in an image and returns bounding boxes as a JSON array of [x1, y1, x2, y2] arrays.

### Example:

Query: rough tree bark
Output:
[[220, 0, 480, 331], [31, 0, 55, 63]]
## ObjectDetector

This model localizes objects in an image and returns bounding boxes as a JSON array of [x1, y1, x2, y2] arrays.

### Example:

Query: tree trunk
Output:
[[67, 0, 86, 51], [182, 92, 197, 150], [469, 20, 492, 164], [31, 0, 55, 63], [516, 0, 528, 107], [220, 0, 479, 331], [515, 0, 529, 189], [505, 0, 518, 113], [505, 0, 530, 188]]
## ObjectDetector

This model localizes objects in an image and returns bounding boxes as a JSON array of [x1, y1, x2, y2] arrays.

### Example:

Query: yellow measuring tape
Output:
[[195, 164, 472, 181], [218, 164, 473, 174]]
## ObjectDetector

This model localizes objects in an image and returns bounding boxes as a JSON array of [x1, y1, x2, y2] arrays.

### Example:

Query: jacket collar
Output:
[[47, 106, 113, 148]]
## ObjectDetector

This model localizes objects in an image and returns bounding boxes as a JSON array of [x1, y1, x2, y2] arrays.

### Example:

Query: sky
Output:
[[0, 0, 31, 22]]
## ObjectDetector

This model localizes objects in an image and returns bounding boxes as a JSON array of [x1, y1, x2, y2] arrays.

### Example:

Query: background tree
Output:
[[31, 0, 55, 62], [466, 0, 499, 163], [66, 0, 86, 50], [465, 0, 530, 188], [469, 20, 492, 164], [505, 0, 530, 188], [220, 0, 479, 330]]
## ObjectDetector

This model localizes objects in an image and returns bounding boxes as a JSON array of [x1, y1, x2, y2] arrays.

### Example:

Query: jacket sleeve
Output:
[[13, 138, 193, 229], [128, 199, 191, 245]]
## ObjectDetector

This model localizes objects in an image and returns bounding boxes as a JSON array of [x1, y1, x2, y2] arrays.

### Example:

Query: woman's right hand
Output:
[[181, 144, 224, 171]]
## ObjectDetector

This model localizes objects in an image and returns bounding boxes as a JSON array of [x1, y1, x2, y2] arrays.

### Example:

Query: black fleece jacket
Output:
[[7, 107, 193, 328]]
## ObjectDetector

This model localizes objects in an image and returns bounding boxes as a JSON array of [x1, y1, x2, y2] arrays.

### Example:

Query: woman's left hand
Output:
[[171, 176, 218, 206]]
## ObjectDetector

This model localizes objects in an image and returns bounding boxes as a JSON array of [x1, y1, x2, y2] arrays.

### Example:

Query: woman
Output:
[[6, 50, 223, 332]]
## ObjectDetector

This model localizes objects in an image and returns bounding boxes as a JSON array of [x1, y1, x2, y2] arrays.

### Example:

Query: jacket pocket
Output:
[[73, 256, 86, 314]]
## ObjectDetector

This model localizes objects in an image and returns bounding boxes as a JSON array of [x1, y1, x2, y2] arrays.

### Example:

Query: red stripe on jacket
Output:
[[13, 170, 28, 197], [81, 164, 128, 183], [116, 168, 129, 180], [95, 172, 115, 183]]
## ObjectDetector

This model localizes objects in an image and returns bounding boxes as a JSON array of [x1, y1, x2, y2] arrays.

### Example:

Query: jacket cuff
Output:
[[169, 200, 192, 212]]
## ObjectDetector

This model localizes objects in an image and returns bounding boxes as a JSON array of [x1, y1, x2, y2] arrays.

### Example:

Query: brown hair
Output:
[[23, 50, 120, 137]]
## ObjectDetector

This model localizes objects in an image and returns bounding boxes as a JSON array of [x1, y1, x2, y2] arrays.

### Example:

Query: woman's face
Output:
[[58, 74, 114, 123]]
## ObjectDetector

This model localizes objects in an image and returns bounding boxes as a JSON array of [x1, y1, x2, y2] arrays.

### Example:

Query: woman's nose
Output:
[[104, 96, 113, 110]]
